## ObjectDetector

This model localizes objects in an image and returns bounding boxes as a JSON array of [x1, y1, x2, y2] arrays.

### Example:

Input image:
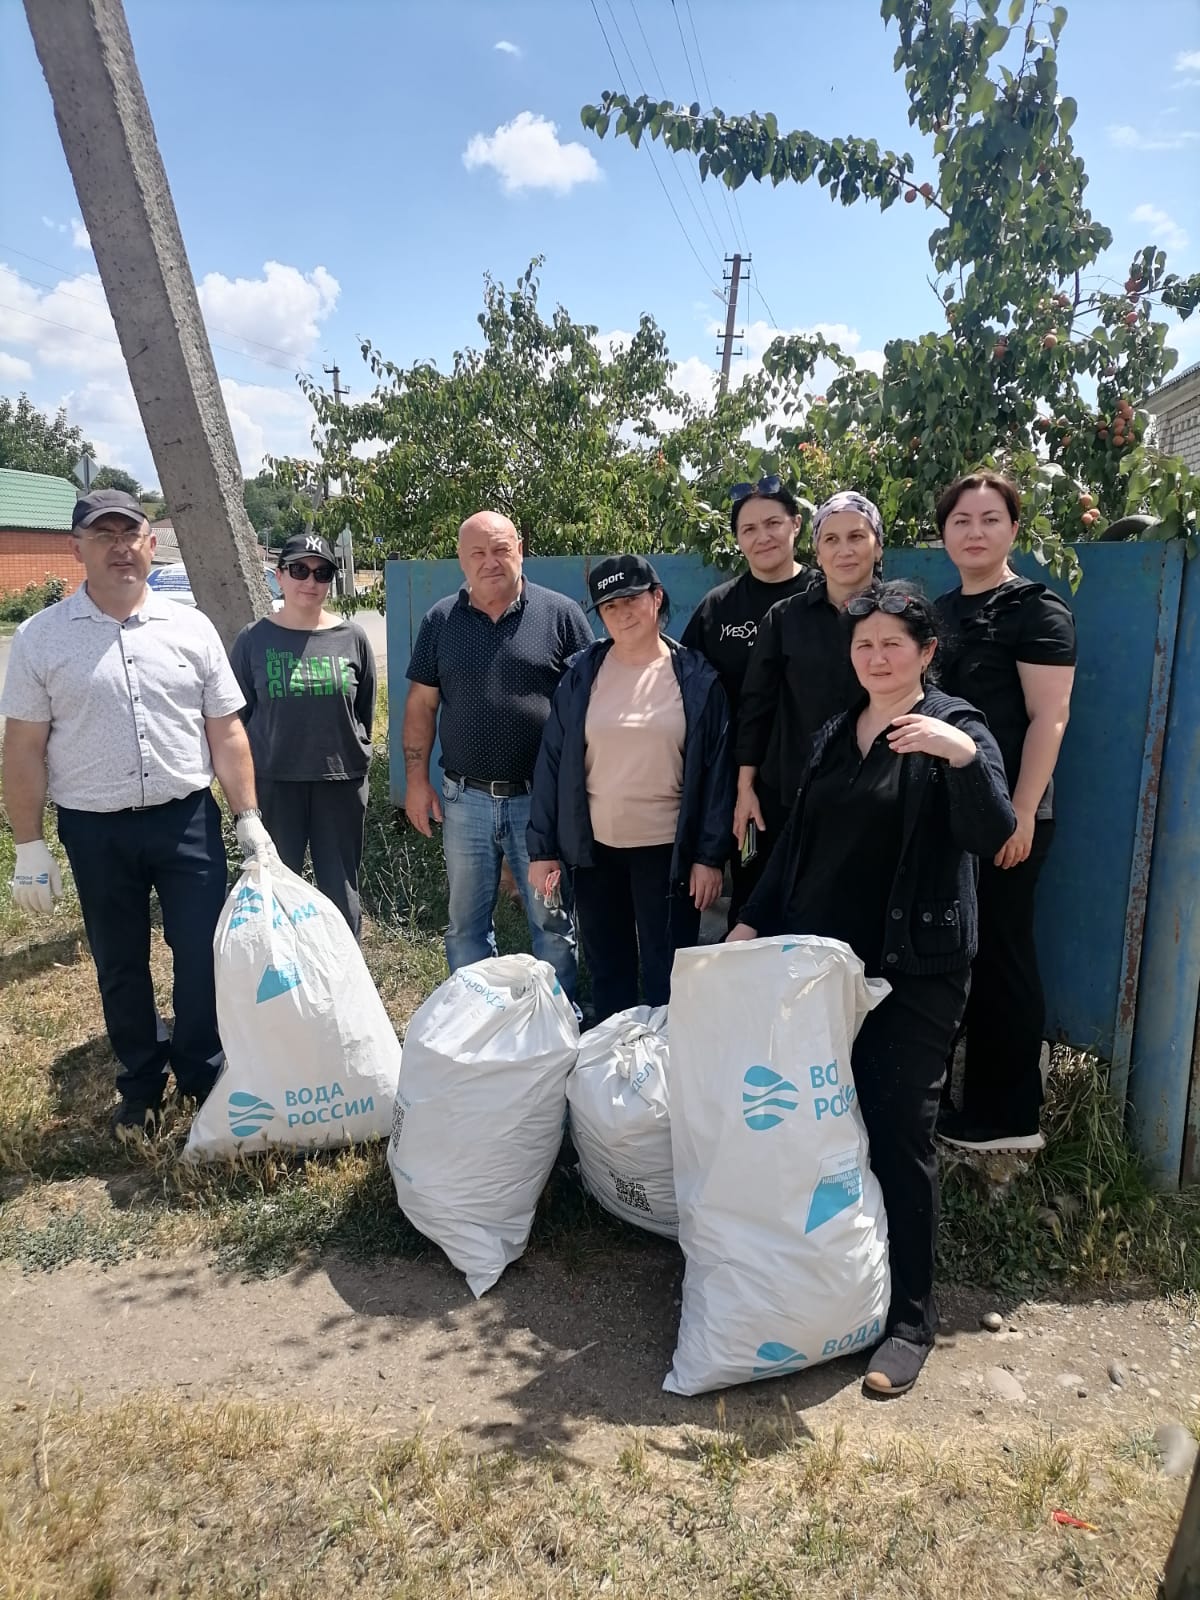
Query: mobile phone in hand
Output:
[[740, 820, 758, 866]]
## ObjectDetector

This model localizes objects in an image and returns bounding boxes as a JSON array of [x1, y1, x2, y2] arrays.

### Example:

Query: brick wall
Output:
[[0, 529, 83, 597], [1148, 372, 1200, 475]]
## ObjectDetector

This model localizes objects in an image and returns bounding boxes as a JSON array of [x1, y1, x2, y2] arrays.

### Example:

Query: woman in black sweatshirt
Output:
[[729, 580, 1014, 1399]]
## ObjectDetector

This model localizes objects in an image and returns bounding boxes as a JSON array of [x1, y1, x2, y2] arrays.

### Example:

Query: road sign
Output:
[[73, 452, 95, 491]]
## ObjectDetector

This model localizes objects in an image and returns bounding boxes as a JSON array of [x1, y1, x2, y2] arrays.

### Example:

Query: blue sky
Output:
[[1, 0, 1198, 487]]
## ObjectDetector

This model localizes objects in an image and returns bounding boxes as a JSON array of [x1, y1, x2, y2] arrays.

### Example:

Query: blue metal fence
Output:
[[386, 542, 1198, 1187]]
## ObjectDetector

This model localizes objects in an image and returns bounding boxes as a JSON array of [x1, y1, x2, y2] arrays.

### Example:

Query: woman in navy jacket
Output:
[[730, 580, 1015, 1399], [528, 556, 733, 1023]]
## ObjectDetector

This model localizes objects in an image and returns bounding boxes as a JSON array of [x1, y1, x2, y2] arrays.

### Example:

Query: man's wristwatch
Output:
[[234, 808, 262, 822]]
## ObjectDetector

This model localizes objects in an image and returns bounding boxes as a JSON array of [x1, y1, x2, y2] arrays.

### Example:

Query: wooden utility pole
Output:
[[717, 253, 749, 397], [24, 0, 269, 646]]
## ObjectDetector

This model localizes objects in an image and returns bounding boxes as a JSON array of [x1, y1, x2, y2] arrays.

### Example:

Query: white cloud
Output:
[[40, 214, 91, 250], [1131, 203, 1189, 255], [0, 260, 335, 483], [1175, 50, 1200, 72], [0, 351, 34, 382], [1108, 122, 1200, 151], [463, 111, 601, 194], [219, 378, 315, 475], [0, 264, 127, 377], [494, 39, 521, 56], [197, 261, 340, 362]]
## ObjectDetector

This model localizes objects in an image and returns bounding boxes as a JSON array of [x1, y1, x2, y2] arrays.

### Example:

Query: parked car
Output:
[[147, 561, 283, 609]]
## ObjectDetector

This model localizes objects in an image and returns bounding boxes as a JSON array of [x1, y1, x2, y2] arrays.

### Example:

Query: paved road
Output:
[[0, 608, 389, 711]]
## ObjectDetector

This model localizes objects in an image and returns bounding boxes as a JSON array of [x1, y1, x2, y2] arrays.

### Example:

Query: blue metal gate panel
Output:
[[1131, 544, 1200, 1187], [889, 544, 1179, 1073]]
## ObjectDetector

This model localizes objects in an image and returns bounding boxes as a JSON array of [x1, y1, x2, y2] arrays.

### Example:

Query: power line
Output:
[[600, 0, 723, 263], [586, 0, 722, 290], [666, 0, 744, 254], [625, 0, 731, 259], [756, 281, 785, 333], [0, 239, 306, 366], [0, 297, 303, 384], [677, 1, 786, 322], [0, 263, 301, 375]]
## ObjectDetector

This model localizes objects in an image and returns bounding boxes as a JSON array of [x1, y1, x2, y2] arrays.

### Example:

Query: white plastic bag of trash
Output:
[[185, 856, 400, 1161], [388, 954, 579, 1297], [567, 1005, 676, 1238], [664, 935, 891, 1395]]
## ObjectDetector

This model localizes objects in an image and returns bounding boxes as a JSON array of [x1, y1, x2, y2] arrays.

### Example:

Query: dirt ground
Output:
[[4, 1230, 1197, 1463]]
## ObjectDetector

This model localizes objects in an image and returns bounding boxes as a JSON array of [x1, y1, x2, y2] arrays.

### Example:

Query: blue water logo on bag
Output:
[[741, 1065, 800, 1131], [229, 885, 265, 930], [805, 1163, 864, 1233], [752, 1341, 808, 1376], [256, 962, 302, 1003], [228, 1091, 275, 1138]]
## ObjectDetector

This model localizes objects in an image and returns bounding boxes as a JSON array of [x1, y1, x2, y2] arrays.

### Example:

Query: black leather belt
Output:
[[445, 772, 531, 798]]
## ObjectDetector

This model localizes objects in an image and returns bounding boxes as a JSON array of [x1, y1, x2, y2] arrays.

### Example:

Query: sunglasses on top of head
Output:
[[845, 592, 917, 618], [730, 473, 783, 505], [284, 561, 336, 583]]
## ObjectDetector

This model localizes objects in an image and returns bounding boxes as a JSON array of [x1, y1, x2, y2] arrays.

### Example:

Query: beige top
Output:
[[585, 651, 686, 848]]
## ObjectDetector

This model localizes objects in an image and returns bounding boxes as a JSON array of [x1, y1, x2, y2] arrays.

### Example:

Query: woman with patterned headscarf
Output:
[[733, 490, 884, 892]]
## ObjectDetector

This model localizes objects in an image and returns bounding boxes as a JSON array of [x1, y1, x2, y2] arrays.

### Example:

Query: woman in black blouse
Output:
[[729, 581, 1014, 1398], [932, 473, 1077, 1155]]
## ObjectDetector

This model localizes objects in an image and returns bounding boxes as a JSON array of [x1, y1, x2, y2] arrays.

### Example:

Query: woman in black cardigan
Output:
[[728, 580, 1015, 1398]]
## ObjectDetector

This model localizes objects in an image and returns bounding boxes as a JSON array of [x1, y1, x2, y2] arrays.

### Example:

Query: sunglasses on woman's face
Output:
[[284, 561, 335, 583], [730, 473, 783, 505], [845, 593, 916, 617]]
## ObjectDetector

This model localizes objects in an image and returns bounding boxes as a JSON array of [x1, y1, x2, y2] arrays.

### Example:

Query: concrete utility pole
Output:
[[323, 364, 345, 406], [24, 0, 269, 646], [717, 253, 749, 398]]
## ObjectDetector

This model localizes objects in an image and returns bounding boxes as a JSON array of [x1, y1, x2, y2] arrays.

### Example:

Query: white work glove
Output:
[[235, 812, 276, 862], [11, 840, 64, 914]]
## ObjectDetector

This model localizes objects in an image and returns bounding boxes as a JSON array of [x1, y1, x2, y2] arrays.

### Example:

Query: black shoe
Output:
[[110, 1101, 161, 1145]]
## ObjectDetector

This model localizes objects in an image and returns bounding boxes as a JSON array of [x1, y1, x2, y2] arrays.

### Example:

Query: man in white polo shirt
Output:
[[1, 489, 274, 1141]]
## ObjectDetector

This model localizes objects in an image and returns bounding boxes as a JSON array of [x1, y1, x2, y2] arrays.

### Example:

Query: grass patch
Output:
[[0, 1396, 1191, 1599], [938, 1050, 1200, 1297]]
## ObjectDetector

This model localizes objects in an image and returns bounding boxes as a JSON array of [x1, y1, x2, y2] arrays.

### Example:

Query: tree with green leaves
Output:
[[0, 393, 90, 480], [91, 465, 142, 497], [582, 0, 1200, 574], [242, 471, 307, 548], [274, 261, 761, 565]]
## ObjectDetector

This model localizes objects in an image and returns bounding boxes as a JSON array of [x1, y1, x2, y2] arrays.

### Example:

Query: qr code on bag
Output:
[[390, 1097, 406, 1148], [610, 1169, 651, 1215]]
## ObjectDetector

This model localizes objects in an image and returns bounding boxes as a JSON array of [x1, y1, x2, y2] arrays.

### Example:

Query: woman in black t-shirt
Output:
[[230, 534, 376, 938], [932, 472, 1077, 1154]]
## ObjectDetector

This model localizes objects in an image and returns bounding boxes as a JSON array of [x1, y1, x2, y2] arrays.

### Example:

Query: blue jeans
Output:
[[440, 775, 578, 998]]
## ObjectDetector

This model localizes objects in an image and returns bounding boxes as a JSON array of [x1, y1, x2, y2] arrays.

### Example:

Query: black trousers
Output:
[[853, 968, 968, 1346], [958, 820, 1054, 1136], [729, 783, 788, 928], [573, 842, 701, 1023], [56, 790, 228, 1109], [257, 776, 369, 938]]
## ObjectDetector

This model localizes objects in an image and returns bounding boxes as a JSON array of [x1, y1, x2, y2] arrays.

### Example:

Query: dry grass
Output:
[[0, 1396, 1191, 1599]]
